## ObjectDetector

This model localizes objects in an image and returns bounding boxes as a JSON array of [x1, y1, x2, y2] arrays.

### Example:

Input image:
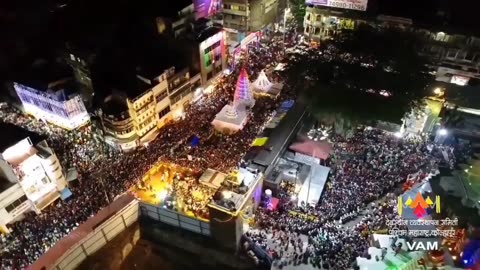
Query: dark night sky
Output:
[[0, 0, 479, 83]]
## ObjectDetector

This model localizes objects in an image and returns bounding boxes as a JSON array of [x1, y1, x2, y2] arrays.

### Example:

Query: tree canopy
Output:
[[283, 24, 435, 132], [289, 0, 307, 26]]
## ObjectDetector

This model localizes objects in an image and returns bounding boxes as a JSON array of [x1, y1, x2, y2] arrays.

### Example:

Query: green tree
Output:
[[289, 0, 306, 26], [284, 24, 434, 134]]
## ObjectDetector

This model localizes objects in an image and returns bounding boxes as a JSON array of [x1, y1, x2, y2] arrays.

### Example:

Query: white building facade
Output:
[[14, 82, 90, 130], [0, 136, 67, 234], [103, 68, 202, 151], [198, 29, 228, 84]]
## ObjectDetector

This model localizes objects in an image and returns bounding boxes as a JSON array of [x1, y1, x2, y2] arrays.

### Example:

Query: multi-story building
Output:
[[196, 26, 228, 84], [64, 48, 95, 108], [100, 95, 138, 151], [419, 32, 480, 85], [303, 5, 480, 86], [222, 0, 279, 43], [303, 5, 366, 43], [13, 63, 90, 130], [100, 67, 201, 151], [155, 0, 196, 38], [0, 124, 67, 233]]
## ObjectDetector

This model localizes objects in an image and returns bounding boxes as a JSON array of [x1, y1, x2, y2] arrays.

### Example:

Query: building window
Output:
[[207, 71, 213, 81], [5, 195, 28, 213], [205, 54, 212, 67], [214, 64, 221, 75], [239, 5, 246, 11], [464, 52, 475, 61], [192, 79, 201, 90], [224, 4, 231, 9], [446, 50, 457, 59], [156, 90, 168, 102], [158, 106, 171, 119]]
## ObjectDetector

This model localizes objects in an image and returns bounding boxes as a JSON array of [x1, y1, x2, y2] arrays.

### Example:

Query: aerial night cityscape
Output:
[[1, 0, 480, 270]]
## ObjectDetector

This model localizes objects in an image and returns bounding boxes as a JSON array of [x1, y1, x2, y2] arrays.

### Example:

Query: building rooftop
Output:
[[195, 26, 222, 42], [252, 102, 307, 168], [445, 84, 480, 110], [209, 168, 262, 216], [135, 40, 187, 81], [0, 123, 44, 153], [0, 177, 15, 194], [102, 95, 129, 117], [121, 76, 153, 100]]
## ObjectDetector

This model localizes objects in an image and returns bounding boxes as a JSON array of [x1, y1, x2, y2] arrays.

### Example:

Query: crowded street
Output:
[[0, 35, 288, 269], [0, 30, 462, 270], [244, 127, 454, 269]]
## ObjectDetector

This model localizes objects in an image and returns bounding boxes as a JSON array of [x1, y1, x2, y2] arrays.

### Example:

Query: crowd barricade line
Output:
[[28, 194, 139, 270], [139, 202, 211, 237]]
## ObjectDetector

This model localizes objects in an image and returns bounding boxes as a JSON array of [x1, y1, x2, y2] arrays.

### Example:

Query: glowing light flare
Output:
[[157, 190, 168, 201], [438, 128, 448, 136], [222, 190, 233, 199], [379, 90, 391, 97]]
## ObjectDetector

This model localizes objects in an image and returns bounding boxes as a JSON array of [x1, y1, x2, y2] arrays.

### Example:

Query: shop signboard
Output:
[[194, 0, 222, 19], [306, 0, 368, 11]]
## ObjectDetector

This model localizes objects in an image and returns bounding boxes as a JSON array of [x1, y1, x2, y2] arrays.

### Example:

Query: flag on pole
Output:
[[191, 135, 200, 147], [251, 137, 269, 147]]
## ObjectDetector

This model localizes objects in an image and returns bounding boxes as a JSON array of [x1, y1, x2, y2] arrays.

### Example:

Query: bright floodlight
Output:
[[394, 132, 403, 138], [222, 190, 233, 199], [438, 128, 447, 136], [465, 169, 469, 173], [157, 190, 168, 201], [265, 189, 272, 197], [434, 88, 443, 95]]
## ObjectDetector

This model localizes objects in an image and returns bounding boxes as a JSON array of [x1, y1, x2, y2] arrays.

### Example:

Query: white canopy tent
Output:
[[252, 70, 273, 93]]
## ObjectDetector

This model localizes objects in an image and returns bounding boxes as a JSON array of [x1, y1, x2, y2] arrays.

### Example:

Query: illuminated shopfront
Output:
[[14, 82, 90, 130]]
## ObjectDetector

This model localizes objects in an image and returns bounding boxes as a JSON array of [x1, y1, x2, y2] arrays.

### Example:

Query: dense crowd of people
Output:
[[245, 127, 456, 269], [0, 26, 466, 270], [0, 34, 291, 269]]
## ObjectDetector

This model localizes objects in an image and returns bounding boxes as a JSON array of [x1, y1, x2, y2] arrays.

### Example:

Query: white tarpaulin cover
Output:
[[297, 164, 330, 206]]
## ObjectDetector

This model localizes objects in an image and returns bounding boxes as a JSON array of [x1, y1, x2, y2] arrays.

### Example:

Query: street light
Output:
[[157, 190, 168, 201], [433, 87, 445, 97], [438, 128, 448, 136]]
